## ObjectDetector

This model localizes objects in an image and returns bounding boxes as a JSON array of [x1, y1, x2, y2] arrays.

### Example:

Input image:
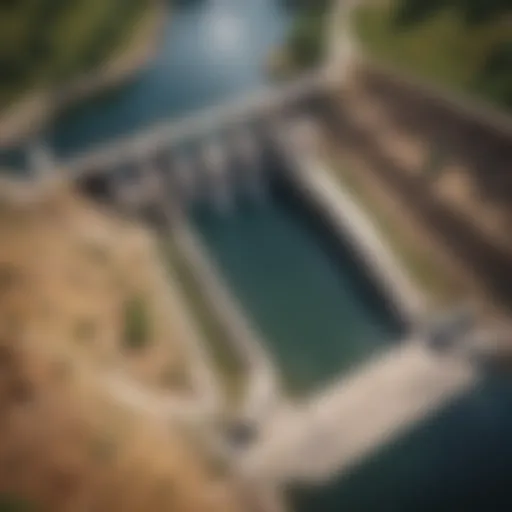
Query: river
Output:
[[0, 0, 295, 169]]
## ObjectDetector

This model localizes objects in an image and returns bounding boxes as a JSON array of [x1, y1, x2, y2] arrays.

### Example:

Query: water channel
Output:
[[2, 0, 512, 509], [191, 155, 403, 393]]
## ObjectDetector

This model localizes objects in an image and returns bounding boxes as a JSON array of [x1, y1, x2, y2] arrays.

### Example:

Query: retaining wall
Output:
[[273, 121, 425, 328]]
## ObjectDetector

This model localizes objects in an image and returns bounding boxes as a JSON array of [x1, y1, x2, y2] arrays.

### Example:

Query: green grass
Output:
[[353, 3, 512, 110], [162, 238, 246, 405], [122, 296, 150, 350], [0, 496, 34, 512], [324, 156, 465, 304]]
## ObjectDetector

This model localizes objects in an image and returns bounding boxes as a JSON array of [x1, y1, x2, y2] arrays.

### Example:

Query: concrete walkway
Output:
[[67, 71, 326, 177], [241, 340, 477, 484]]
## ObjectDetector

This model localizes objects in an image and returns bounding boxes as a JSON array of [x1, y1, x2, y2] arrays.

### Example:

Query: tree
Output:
[[394, 0, 510, 27]]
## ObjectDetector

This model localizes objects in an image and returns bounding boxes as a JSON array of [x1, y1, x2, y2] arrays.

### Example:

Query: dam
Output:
[[44, 85, 512, 512], [2, 0, 511, 508]]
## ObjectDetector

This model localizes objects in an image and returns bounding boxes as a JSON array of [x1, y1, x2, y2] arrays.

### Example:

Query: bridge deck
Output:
[[67, 72, 325, 178], [241, 341, 476, 484]]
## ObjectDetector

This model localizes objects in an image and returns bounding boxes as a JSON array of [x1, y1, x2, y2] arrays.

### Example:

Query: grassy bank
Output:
[[353, 3, 512, 110], [0, 0, 154, 110], [322, 152, 465, 305], [162, 238, 247, 405]]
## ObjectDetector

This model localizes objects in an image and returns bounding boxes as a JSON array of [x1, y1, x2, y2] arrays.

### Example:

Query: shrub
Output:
[[0, 265, 20, 292], [286, 10, 327, 70], [90, 433, 117, 463], [52, 358, 72, 381], [74, 318, 96, 343], [123, 296, 150, 350], [0, 495, 34, 512], [159, 365, 188, 390], [81, 241, 110, 265]]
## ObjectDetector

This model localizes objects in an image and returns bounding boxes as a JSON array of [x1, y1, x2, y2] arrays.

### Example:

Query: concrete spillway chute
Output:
[[233, 128, 267, 203], [172, 154, 198, 206], [202, 140, 233, 214]]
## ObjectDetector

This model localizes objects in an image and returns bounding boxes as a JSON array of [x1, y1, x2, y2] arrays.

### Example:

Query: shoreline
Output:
[[0, 2, 166, 150]]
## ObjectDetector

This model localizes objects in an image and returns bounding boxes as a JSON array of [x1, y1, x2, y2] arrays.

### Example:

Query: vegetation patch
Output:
[[270, 0, 332, 77], [354, 0, 512, 110], [74, 318, 96, 344], [90, 432, 117, 463], [0, 496, 34, 512], [159, 364, 189, 391], [323, 153, 465, 303], [81, 241, 110, 266], [122, 296, 150, 351], [0, 265, 22, 293], [0, 0, 153, 108]]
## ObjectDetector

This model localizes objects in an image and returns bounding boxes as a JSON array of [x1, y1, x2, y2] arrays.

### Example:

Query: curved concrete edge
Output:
[[273, 121, 426, 328], [242, 340, 478, 485], [102, 241, 227, 425], [153, 237, 224, 417], [102, 369, 218, 425], [170, 216, 282, 425]]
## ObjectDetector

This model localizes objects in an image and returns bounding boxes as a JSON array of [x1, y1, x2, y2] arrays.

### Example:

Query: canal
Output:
[[191, 158, 403, 393]]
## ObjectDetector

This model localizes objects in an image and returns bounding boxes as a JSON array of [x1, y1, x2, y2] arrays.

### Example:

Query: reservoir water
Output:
[[50, 0, 294, 158], [0, 0, 295, 168]]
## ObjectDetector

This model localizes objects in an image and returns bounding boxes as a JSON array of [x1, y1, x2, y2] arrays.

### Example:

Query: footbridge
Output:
[[67, 72, 327, 180]]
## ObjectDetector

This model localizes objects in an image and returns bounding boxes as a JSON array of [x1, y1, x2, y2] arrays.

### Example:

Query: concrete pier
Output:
[[171, 219, 281, 426], [172, 154, 197, 205], [202, 140, 232, 213], [140, 159, 162, 201], [241, 340, 477, 484], [272, 117, 425, 325], [234, 128, 267, 202]]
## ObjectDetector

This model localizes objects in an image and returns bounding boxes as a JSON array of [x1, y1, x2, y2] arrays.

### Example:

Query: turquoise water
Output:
[[291, 375, 512, 511], [192, 167, 402, 392]]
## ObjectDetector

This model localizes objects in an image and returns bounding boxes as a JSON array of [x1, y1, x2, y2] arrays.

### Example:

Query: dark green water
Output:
[[291, 375, 512, 512], [192, 171, 402, 392], [190, 164, 512, 510]]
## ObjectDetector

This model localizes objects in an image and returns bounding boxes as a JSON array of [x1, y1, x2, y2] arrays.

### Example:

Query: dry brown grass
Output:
[[0, 178, 242, 512]]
